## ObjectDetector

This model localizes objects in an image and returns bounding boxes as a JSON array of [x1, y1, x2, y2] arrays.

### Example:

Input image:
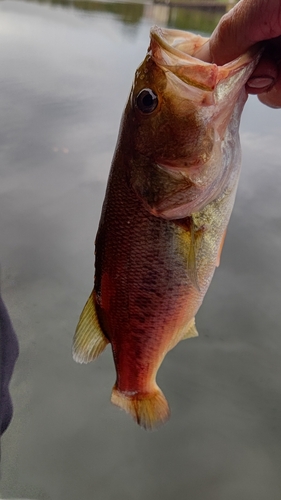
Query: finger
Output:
[[209, 0, 281, 65], [194, 40, 211, 63], [258, 77, 281, 108], [246, 56, 277, 94]]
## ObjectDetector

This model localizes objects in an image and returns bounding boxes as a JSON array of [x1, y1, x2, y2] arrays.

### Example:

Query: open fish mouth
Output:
[[149, 26, 260, 94]]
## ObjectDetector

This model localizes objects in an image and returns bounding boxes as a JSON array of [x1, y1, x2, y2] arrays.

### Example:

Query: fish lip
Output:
[[150, 25, 260, 67], [150, 26, 209, 62], [149, 26, 218, 91], [149, 26, 262, 92]]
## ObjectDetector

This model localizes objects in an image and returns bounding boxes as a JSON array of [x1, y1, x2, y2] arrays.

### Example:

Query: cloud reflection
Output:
[[1, 2, 281, 500]]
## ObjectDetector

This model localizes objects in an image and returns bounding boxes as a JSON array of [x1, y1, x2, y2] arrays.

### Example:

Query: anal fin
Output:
[[167, 317, 199, 352], [72, 290, 109, 364], [181, 317, 199, 340]]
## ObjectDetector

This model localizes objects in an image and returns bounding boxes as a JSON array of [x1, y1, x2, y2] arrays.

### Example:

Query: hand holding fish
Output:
[[197, 0, 281, 108]]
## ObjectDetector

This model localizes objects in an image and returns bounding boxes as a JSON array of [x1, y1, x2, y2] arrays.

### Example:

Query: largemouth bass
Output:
[[73, 27, 259, 430]]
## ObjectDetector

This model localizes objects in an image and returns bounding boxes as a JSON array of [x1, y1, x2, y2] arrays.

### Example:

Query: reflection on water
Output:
[[20, 0, 222, 30], [1, 1, 281, 500]]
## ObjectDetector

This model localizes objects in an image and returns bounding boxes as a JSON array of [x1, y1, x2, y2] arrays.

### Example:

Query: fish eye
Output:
[[136, 88, 158, 114]]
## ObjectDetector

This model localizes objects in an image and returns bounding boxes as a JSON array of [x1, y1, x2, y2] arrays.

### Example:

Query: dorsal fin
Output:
[[72, 290, 109, 364]]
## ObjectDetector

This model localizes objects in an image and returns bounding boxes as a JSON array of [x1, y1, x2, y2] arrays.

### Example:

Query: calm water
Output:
[[1, 1, 281, 499]]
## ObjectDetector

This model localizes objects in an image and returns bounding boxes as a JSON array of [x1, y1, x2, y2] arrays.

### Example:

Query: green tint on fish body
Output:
[[73, 27, 261, 430]]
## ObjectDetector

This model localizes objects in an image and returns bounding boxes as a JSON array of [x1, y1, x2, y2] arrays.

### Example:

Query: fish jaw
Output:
[[149, 26, 260, 92], [126, 27, 261, 219]]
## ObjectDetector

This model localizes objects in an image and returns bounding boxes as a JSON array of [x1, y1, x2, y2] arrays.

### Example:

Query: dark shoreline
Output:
[[153, 0, 236, 11]]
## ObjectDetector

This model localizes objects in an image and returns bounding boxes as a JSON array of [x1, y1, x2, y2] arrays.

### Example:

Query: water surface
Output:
[[1, 1, 281, 499]]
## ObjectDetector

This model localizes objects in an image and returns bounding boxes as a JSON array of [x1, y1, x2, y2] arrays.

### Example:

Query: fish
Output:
[[73, 27, 260, 430]]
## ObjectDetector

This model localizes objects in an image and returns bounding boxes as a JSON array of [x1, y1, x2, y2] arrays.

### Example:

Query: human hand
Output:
[[197, 0, 281, 108]]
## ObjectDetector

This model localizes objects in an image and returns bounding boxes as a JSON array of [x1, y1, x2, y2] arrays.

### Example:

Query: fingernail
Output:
[[247, 76, 274, 89]]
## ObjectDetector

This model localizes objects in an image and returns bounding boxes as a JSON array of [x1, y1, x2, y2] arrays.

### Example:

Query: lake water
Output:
[[1, 1, 281, 499]]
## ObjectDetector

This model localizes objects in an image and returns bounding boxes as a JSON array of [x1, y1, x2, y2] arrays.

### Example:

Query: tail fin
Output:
[[111, 384, 170, 430]]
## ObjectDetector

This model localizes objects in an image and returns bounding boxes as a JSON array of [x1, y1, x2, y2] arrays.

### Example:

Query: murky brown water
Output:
[[1, 1, 281, 499]]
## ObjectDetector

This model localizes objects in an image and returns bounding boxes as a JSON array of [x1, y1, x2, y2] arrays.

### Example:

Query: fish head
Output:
[[130, 53, 214, 172], [123, 27, 260, 219]]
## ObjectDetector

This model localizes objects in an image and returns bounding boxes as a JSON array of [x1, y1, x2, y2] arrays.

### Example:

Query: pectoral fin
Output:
[[216, 229, 227, 267], [72, 290, 109, 364], [187, 217, 204, 291]]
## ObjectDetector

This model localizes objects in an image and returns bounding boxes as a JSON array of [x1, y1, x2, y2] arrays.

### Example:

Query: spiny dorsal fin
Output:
[[181, 317, 199, 340], [72, 290, 109, 364]]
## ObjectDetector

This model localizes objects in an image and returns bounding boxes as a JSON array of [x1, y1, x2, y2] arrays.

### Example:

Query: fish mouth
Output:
[[149, 26, 260, 92], [150, 26, 210, 65]]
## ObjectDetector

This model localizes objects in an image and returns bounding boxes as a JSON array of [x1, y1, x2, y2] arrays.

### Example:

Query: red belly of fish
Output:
[[94, 162, 202, 427]]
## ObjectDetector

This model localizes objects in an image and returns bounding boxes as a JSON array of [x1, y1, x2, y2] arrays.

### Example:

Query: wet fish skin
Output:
[[73, 27, 260, 429]]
